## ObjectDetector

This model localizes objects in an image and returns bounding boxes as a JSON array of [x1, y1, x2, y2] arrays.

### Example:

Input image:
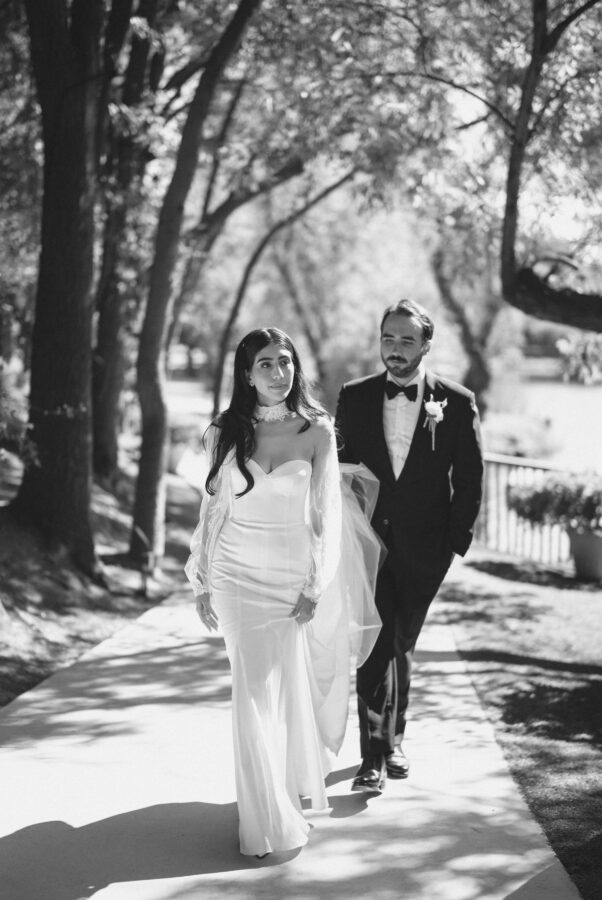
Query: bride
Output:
[[185, 327, 381, 857]]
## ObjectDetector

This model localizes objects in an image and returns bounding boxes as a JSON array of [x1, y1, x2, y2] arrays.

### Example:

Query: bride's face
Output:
[[248, 343, 295, 406]]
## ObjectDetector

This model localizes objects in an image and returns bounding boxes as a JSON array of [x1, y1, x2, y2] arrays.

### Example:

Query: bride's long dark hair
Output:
[[205, 327, 327, 497]]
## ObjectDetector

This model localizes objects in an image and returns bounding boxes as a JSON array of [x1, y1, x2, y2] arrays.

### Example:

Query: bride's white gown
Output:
[[211, 458, 329, 856], [185, 422, 382, 857]]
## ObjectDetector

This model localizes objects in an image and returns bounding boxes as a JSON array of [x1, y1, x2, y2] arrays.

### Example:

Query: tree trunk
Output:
[[0, 304, 13, 368], [166, 228, 222, 350], [92, 202, 130, 483], [130, 0, 263, 564], [93, 1, 160, 483], [14, 0, 103, 576], [500, 0, 547, 300], [431, 247, 494, 414]]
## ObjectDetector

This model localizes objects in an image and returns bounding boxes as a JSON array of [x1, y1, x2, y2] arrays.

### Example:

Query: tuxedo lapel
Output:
[[397, 369, 442, 483], [368, 373, 396, 483]]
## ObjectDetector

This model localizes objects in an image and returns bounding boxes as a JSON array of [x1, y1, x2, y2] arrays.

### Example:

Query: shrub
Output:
[[507, 473, 602, 532]]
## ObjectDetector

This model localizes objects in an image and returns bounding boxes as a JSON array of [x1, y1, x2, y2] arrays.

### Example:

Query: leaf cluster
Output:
[[0, 385, 37, 466], [507, 473, 602, 531], [393, 0, 602, 307], [556, 332, 602, 384], [0, 3, 40, 338]]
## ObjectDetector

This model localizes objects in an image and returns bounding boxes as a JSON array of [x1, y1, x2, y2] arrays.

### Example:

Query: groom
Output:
[[335, 298, 483, 791]]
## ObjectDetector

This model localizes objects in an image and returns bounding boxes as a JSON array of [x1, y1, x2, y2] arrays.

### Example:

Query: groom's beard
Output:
[[382, 355, 421, 382]]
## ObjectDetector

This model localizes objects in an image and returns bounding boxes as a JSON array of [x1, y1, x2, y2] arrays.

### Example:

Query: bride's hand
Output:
[[290, 592, 318, 625], [195, 593, 219, 632]]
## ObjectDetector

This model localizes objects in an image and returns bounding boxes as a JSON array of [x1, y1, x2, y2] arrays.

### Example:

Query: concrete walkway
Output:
[[0, 575, 581, 900]]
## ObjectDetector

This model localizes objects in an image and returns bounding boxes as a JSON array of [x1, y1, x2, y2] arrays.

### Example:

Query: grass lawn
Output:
[[433, 551, 602, 900]]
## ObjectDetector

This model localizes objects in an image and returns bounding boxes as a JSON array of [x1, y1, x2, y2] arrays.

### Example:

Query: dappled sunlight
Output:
[[0, 791, 567, 900], [0, 624, 232, 749], [503, 677, 602, 746], [434, 554, 602, 900], [0, 587, 583, 899], [437, 582, 547, 625]]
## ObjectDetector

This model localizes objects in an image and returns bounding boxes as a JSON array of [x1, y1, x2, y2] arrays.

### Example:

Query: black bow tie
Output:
[[385, 381, 418, 401]]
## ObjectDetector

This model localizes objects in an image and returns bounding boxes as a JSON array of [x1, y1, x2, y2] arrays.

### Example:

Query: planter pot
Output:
[[566, 528, 602, 581]]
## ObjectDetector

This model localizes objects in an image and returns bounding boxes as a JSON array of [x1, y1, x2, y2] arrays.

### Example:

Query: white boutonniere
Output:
[[423, 394, 447, 450]]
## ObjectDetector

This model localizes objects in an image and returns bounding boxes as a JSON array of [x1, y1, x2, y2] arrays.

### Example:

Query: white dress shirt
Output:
[[383, 362, 426, 478]]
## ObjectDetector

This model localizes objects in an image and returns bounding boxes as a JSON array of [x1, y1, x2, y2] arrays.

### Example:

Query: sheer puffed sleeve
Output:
[[184, 424, 231, 597], [301, 419, 342, 601]]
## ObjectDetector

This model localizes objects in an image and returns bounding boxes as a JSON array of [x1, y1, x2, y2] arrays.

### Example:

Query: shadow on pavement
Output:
[[0, 802, 281, 900], [0, 795, 570, 900], [461, 648, 602, 678], [466, 559, 601, 592], [325, 765, 356, 788], [326, 792, 373, 818]]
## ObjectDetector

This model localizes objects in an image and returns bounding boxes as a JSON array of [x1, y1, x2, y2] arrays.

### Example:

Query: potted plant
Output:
[[507, 473, 602, 581]]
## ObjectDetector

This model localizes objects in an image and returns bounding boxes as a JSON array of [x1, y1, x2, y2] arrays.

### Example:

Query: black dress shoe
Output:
[[351, 755, 386, 792], [385, 745, 409, 779]]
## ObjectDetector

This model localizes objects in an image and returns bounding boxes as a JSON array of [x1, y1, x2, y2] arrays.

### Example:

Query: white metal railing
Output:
[[475, 452, 571, 565]]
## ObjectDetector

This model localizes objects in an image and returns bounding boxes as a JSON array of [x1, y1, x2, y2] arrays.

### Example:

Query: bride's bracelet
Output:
[[301, 581, 320, 603]]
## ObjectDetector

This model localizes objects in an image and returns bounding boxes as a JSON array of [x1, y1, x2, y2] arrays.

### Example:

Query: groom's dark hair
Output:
[[380, 298, 434, 342]]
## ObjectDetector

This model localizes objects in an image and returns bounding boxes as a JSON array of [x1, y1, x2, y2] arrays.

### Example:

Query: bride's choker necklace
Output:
[[254, 401, 295, 423]]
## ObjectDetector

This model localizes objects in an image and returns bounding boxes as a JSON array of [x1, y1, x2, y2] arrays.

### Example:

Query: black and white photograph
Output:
[[0, 2, 601, 898]]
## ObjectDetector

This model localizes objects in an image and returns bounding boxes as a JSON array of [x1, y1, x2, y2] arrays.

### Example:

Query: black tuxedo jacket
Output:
[[335, 370, 483, 568]]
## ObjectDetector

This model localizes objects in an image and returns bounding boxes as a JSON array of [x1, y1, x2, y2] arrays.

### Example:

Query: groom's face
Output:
[[380, 313, 431, 382]]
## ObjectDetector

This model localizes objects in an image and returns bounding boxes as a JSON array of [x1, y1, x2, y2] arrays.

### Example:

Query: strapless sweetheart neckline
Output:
[[248, 458, 310, 477]]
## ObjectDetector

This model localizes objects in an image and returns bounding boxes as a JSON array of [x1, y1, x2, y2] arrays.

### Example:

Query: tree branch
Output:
[[455, 112, 493, 131], [529, 65, 600, 138], [533, 255, 579, 273], [186, 156, 305, 240], [384, 69, 513, 132], [212, 170, 355, 414], [272, 242, 327, 382], [546, 0, 602, 52], [507, 267, 602, 332], [200, 78, 246, 221], [163, 52, 206, 93], [228, 170, 355, 326]]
